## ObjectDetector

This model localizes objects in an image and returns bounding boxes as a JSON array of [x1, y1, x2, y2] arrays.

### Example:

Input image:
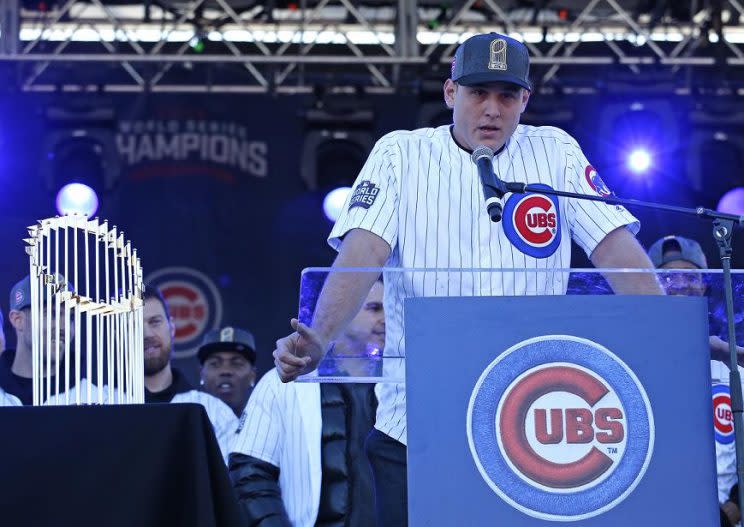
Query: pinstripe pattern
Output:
[[232, 369, 320, 527], [329, 124, 639, 445], [711, 360, 739, 503], [171, 390, 239, 464]]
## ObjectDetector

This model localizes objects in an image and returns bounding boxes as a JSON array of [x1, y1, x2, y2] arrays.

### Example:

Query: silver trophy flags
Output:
[[25, 214, 144, 405]]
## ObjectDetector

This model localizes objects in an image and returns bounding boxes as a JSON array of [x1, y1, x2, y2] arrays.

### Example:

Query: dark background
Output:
[[1, 89, 741, 379]]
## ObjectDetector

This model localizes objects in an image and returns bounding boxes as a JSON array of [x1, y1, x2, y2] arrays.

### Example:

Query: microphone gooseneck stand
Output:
[[490, 178, 744, 514]]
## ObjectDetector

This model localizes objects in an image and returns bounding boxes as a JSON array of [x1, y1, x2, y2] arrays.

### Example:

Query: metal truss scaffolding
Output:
[[3, 0, 744, 93]]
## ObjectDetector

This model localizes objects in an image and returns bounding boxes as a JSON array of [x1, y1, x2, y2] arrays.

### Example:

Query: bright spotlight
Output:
[[717, 187, 744, 216], [323, 187, 351, 222], [56, 183, 99, 217], [627, 148, 652, 174]]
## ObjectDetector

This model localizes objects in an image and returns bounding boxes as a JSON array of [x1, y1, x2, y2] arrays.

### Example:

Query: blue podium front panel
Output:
[[405, 295, 717, 526]]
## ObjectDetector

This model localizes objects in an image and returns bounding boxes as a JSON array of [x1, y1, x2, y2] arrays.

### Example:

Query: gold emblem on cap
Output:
[[220, 327, 235, 342], [488, 38, 508, 71]]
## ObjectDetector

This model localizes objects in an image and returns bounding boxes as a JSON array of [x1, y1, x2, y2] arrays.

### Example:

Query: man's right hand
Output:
[[273, 318, 327, 383]]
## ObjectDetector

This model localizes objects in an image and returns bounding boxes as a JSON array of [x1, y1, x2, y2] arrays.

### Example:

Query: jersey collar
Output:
[[448, 124, 508, 157]]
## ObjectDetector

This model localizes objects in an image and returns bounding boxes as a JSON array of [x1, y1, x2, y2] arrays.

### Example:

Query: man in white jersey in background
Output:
[[648, 235, 743, 527], [273, 32, 661, 526], [143, 286, 238, 463], [230, 280, 383, 527]]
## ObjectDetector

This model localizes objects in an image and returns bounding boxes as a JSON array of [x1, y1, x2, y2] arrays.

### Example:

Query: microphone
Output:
[[471, 145, 507, 223]]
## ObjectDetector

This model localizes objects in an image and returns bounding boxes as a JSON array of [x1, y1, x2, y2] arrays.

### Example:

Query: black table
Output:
[[0, 403, 244, 527]]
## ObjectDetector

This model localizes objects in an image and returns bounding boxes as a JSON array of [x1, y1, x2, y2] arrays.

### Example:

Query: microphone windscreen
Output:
[[471, 145, 494, 163]]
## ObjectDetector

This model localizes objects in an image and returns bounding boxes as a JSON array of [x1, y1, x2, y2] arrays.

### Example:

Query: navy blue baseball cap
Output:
[[451, 32, 531, 91], [648, 235, 708, 269], [9, 274, 73, 311], [9, 276, 31, 311], [198, 326, 257, 365]]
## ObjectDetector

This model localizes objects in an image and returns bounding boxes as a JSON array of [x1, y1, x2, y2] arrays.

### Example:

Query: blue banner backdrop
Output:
[[0, 92, 743, 381]]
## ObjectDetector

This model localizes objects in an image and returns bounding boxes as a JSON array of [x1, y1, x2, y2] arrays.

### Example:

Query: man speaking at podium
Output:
[[273, 32, 661, 526]]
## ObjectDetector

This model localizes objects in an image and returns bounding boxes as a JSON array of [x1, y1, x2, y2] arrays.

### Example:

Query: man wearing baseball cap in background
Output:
[[648, 235, 742, 527], [648, 234, 708, 296], [0, 276, 72, 405], [198, 327, 257, 418]]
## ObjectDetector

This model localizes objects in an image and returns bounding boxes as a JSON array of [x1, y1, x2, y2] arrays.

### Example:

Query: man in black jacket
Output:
[[230, 280, 384, 526]]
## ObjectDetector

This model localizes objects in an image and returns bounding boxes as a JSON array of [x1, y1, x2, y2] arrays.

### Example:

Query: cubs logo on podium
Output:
[[145, 267, 223, 359], [467, 335, 654, 521], [503, 184, 561, 259], [713, 384, 734, 445]]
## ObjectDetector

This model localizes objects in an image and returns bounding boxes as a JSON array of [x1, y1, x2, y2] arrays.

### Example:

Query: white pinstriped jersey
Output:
[[711, 360, 740, 503], [329, 124, 639, 445], [171, 390, 239, 464], [231, 369, 322, 527]]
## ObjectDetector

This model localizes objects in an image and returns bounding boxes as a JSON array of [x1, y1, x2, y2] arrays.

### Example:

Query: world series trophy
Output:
[[25, 214, 145, 405]]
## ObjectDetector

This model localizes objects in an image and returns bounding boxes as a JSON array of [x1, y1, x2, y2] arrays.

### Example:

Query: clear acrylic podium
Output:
[[296, 267, 744, 383], [295, 267, 742, 525]]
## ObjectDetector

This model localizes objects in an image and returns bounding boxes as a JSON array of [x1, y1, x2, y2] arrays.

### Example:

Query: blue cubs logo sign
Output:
[[145, 267, 223, 359], [503, 184, 561, 258], [585, 165, 612, 197], [467, 335, 654, 521], [713, 384, 734, 445]]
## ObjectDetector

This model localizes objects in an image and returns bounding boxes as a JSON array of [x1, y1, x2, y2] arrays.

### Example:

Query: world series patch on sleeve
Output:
[[349, 180, 380, 210]]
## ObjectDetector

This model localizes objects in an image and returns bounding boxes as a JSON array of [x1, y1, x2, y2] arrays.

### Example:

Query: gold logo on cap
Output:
[[220, 327, 235, 342], [488, 38, 508, 71]]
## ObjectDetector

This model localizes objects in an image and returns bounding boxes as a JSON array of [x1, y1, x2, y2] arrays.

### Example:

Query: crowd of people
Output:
[[0, 31, 741, 527]]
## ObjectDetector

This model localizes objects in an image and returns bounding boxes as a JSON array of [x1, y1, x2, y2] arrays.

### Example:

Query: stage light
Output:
[[189, 34, 206, 53], [323, 187, 351, 222], [56, 183, 99, 217], [717, 187, 744, 216], [300, 98, 374, 192], [41, 105, 120, 217], [627, 148, 652, 174], [597, 101, 679, 194]]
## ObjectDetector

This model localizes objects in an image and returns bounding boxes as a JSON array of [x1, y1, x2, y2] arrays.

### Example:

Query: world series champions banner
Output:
[[405, 294, 718, 526], [0, 92, 420, 379]]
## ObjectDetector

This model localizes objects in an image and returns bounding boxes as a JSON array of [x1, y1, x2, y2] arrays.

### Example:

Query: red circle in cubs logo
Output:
[[498, 364, 627, 492], [145, 267, 223, 359], [513, 195, 557, 247], [502, 184, 562, 259], [467, 335, 654, 521], [713, 384, 734, 444]]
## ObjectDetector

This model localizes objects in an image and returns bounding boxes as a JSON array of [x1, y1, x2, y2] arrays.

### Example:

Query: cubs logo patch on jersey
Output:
[[713, 384, 734, 445], [585, 165, 612, 197], [467, 335, 655, 521], [503, 183, 561, 258]]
